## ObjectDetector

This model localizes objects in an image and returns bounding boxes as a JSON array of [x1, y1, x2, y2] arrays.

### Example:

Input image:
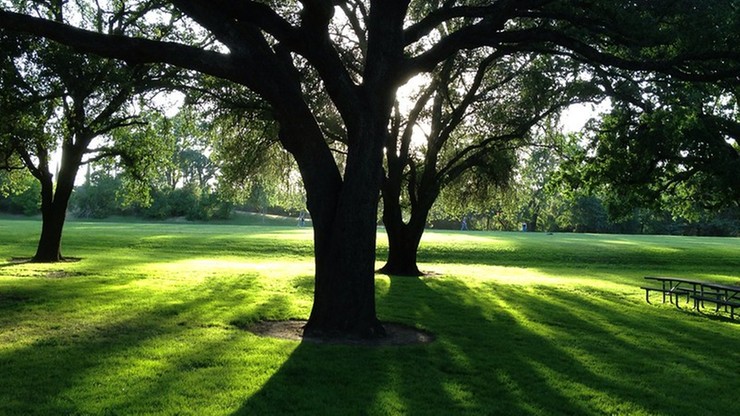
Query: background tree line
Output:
[[3, 122, 737, 237]]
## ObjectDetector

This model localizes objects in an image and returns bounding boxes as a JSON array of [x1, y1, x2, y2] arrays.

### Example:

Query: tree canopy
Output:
[[570, 80, 740, 220]]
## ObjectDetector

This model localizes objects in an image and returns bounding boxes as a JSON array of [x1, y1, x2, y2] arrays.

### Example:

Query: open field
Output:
[[1, 217, 739, 415]]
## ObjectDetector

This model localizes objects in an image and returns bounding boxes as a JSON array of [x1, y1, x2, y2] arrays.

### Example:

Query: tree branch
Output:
[[0, 9, 261, 91]]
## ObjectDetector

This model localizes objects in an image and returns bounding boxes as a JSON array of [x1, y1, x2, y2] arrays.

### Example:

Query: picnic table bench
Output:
[[641, 276, 740, 319]]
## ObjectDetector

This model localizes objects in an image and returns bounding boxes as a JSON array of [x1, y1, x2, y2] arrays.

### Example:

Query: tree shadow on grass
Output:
[[1, 300, 199, 414], [0, 272, 301, 415], [0, 258, 33, 268], [234, 275, 739, 416], [2, 259, 738, 415]]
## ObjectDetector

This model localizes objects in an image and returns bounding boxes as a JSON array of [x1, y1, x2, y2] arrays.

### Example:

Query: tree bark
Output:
[[379, 192, 426, 276], [0, 3, 402, 338], [380, 222, 426, 277], [31, 146, 80, 262], [303, 115, 388, 338], [379, 170, 439, 276], [32, 173, 63, 262], [530, 212, 539, 233], [272, 92, 387, 338]]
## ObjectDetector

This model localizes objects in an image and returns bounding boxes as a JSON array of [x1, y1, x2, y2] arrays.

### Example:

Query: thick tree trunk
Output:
[[274, 100, 386, 338], [306, 200, 386, 338], [33, 188, 75, 262], [31, 147, 80, 263], [32, 174, 64, 262], [379, 195, 426, 276], [303, 121, 388, 338], [380, 223, 425, 276], [33, 199, 67, 262]]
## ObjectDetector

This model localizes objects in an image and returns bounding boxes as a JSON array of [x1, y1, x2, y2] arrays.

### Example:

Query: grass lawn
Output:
[[0, 217, 738, 415]]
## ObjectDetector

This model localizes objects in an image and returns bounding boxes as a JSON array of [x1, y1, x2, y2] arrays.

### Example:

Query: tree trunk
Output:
[[32, 175, 64, 262], [378, 193, 426, 276], [273, 98, 387, 338], [31, 146, 80, 263], [380, 223, 425, 276], [530, 212, 539, 233], [302, 121, 388, 338], [305, 198, 386, 338], [33, 190, 73, 262]]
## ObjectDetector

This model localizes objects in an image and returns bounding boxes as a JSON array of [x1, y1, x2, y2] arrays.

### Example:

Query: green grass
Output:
[[0, 218, 738, 415]]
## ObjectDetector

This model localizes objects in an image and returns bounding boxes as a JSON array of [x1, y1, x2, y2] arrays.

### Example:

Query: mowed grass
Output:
[[0, 218, 738, 416]]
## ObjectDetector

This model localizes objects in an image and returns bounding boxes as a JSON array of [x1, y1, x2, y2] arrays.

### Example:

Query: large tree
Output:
[[2, 0, 737, 337]]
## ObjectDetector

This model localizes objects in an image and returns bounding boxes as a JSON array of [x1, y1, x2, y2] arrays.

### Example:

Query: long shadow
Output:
[[0, 271, 291, 415], [0, 258, 33, 268], [406, 233, 740, 272], [232, 277, 572, 415], [1, 299, 200, 414], [235, 275, 740, 415], [378, 276, 601, 415]]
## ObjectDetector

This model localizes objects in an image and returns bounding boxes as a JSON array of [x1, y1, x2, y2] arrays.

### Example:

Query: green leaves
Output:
[[572, 78, 739, 220]]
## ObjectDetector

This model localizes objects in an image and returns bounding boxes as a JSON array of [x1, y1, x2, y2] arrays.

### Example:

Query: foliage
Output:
[[431, 130, 740, 236], [71, 138, 232, 222], [184, 81, 307, 215], [3, 0, 739, 331], [0, 1, 187, 261], [385, 50, 595, 224], [72, 169, 126, 219], [571, 80, 739, 220], [141, 184, 232, 221], [0, 170, 40, 215], [0, 32, 59, 177]]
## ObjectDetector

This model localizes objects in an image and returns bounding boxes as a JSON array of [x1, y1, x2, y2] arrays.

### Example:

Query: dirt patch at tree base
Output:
[[247, 320, 435, 346]]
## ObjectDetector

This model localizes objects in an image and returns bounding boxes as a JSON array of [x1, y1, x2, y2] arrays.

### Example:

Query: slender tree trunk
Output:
[[530, 212, 539, 233]]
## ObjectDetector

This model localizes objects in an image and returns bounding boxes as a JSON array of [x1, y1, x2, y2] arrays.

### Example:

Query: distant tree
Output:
[[0, 170, 41, 215], [0, 3, 178, 261], [108, 109, 232, 221], [429, 132, 575, 233], [147, 109, 217, 191], [203, 95, 307, 217], [510, 138, 578, 233], [379, 52, 590, 275], [71, 168, 124, 219]]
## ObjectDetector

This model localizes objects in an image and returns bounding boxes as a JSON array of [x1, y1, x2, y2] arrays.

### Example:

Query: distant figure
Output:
[[298, 211, 306, 227], [521, 222, 527, 232], [461, 216, 468, 231]]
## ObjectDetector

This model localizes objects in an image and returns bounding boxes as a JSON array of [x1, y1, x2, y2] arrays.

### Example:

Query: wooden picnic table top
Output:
[[701, 281, 740, 292], [644, 276, 740, 295], [644, 276, 711, 285], [642, 276, 740, 318]]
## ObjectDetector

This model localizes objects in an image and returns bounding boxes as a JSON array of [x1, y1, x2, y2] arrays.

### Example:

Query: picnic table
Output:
[[641, 276, 740, 319]]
